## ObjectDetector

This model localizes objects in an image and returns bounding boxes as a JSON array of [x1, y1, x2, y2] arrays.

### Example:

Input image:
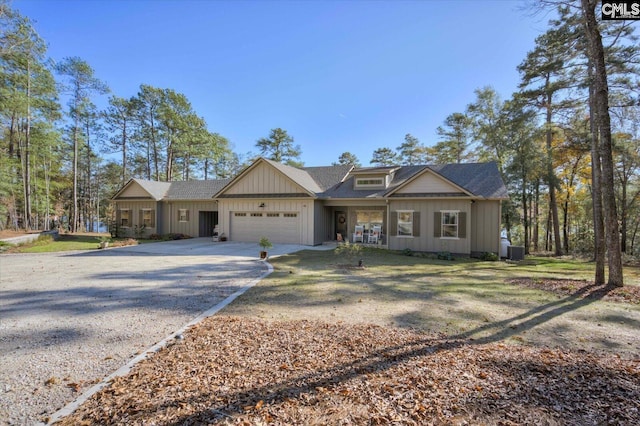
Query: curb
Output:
[[44, 259, 274, 425]]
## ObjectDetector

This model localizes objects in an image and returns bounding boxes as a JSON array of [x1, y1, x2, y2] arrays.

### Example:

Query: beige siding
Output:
[[470, 200, 501, 254], [395, 171, 461, 194], [217, 199, 315, 245], [164, 201, 217, 237], [113, 200, 158, 237], [388, 199, 471, 254], [224, 162, 306, 195], [118, 182, 155, 198]]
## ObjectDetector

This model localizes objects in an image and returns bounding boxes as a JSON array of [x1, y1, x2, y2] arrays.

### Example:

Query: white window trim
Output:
[[397, 210, 414, 238], [178, 209, 189, 222], [440, 210, 460, 240]]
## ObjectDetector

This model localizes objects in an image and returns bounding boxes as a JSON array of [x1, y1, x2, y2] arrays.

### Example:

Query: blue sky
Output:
[[16, 0, 546, 167]]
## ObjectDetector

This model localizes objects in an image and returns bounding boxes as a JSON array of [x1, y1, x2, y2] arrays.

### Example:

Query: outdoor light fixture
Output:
[[259, 202, 265, 208]]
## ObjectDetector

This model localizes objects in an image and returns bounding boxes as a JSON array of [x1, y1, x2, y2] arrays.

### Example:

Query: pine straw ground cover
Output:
[[57, 316, 639, 426]]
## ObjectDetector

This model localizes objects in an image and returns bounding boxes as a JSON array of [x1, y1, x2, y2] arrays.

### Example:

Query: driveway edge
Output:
[[44, 260, 274, 425]]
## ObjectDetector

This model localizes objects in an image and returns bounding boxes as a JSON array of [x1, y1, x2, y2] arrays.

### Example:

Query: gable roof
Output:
[[112, 178, 231, 201], [427, 162, 508, 199], [111, 178, 172, 201], [322, 162, 508, 200], [112, 160, 508, 202]]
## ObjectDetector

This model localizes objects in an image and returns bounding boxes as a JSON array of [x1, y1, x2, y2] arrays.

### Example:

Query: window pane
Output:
[[443, 212, 457, 225], [399, 212, 412, 222], [397, 211, 413, 236], [398, 223, 412, 235], [370, 211, 383, 224], [142, 210, 152, 226], [356, 211, 369, 224], [120, 210, 129, 227], [442, 225, 457, 238]]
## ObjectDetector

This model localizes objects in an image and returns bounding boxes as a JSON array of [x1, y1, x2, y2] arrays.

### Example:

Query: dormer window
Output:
[[356, 178, 384, 186], [354, 176, 387, 190]]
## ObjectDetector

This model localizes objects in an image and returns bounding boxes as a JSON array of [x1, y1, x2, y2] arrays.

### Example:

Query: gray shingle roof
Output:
[[165, 179, 232, 200], [115, 160, 507, 202], [302, 165, 352, 191], [321, 162, 508, 199], [427, 162, 508, 199], [132, 179, 171, 200]]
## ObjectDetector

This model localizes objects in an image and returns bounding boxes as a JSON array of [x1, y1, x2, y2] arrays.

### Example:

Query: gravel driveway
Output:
[[0, 239, 309, 425]]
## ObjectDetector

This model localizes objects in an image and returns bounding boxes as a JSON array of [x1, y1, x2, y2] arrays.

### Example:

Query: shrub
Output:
[[402, 248, 413, 257], [334, 240, 362, 264], [259, 236, 273, 250], [110, 238, 138, 247], [480, 252, 499, 261]]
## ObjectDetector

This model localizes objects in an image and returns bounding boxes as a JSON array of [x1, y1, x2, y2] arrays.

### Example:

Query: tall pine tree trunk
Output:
[[588, 60, 606, 285], [23, 61, 32, 230], [582, 0, 623, 286], [545, 87, 562, 256]]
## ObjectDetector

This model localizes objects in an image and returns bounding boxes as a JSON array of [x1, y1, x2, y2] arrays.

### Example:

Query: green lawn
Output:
[[223, 248, 640, 357], [4, 234, 121, 253]]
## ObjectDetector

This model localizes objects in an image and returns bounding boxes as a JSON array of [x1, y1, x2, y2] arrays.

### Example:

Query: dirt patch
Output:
[[56, 316, 640, 425], [508, 278, 640, 304]]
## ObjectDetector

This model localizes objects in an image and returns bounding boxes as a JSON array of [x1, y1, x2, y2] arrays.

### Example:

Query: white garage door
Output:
[[230, 212, 300, 244]]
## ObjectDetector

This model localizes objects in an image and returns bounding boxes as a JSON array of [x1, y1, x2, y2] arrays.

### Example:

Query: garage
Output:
[[230, 212, 301, 244]]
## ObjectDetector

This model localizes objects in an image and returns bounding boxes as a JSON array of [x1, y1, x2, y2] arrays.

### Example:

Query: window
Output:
[[234, 212, 247, 217], [266, 213, 279, 217], [120, 209, 130, 227], [356, 210, 384, 232], [141, 209, 154, 227], [251, 213, 263, 217], [397, 211, 413, 236], [178, 209, 189, 222], [356, 178, 384, 186], [441, 211, 458, 238], [283, 213, 297, 218]]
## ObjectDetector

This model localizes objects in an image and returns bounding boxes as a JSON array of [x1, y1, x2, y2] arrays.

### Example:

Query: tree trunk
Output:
[[582, 0, 624, 286], [587, 59, 606, 285], [522, 174, 529, 254], [534, 180, 540, 252], [72, 117, 79, 233], [23, 60, 32, 230], [545, 87, 562, 256], [620, 183, 627, 253]]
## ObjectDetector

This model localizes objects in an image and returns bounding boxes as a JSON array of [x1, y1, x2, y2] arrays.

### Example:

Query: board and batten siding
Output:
[[470, 200, 501, 255], [224, 162, 306, 195], [314, 201, 330, 245], [395, 171, 461, 194], [113, 200, 158, 237], [118, 182, 155, 198], [164, 201, 217, 237], [217, 199, 315, 245], [388, 199, 471, 254]]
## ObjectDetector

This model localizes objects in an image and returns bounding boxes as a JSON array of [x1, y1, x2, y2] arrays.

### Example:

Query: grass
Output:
[[223, 247, 640, 356], [3, 234, 126, 253]]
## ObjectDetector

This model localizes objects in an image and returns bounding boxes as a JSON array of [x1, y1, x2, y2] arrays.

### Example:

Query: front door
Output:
[[335, 211, 347, 240]]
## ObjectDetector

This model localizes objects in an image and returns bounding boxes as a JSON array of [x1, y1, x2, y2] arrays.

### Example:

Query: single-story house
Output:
[[111, 157, 509, 256]]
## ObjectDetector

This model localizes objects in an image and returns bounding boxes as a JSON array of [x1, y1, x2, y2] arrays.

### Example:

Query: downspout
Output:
[[385, 198, 389, 249], [498, 200, 502, 254]]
